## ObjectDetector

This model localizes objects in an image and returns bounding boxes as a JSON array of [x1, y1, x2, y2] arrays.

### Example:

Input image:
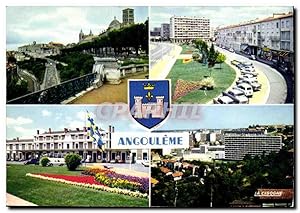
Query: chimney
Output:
[[112, 126, 115, 133], [49, 128, 51, 133], [76, 128, 79, 132], [83, 127, 87, 132], [64, 128, 68, 133], [37, 130, 40, 135], [17, 137, 19, 142], [109, 125, 112, 133]]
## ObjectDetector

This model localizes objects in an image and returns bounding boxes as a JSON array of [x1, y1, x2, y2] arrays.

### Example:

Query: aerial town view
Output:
[[6, 6, 149, 104], [150, 105, 294, 207], [150, 6, 294, 104]]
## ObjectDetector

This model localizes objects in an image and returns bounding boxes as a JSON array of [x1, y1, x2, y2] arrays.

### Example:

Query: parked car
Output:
[[231, 60, 241, 66], [229, 48, 235, 53], [234, 83, 253, 98], [239, 74, 257, 80], [213, 95, 235, 104], [241, 68, 258, 77], [242, 61, 253, 67], [250, 55, 256, 60], [24, 159, 39, 165], [242, 78, 262, 91], [47, 158, 65, 166], [224, 89, 249, 104], [237, 63, 246, 70]]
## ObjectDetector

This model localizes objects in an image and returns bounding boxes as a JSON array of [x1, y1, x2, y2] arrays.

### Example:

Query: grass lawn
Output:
[[180, 44, 196, 54], [7, 164, 148, 207], [167, 60, 236, 103]]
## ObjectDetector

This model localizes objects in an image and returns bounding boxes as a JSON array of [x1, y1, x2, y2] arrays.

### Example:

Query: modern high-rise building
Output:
[[122, 8, 134, 25], [170, 16, 210, 43], [6, 126, 149, 164], [223, 131, 282, 160]]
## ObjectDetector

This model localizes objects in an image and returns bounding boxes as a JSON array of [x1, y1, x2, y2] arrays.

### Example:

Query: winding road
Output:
[[42, 58, 60, 89], [216, 47, 287, 104]]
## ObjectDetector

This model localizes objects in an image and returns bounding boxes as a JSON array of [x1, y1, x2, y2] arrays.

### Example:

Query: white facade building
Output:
[[170, 16, 210, 43], [216, 12, 294, 72], [6, 126, 149, 164]]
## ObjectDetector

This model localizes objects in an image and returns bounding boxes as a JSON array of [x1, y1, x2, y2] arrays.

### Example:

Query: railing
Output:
[[7, 72, 96, 104]]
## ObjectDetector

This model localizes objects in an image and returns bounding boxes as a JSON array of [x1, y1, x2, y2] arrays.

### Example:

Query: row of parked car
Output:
[[24, 157, 65, 166], [213, 60, 262, 104]]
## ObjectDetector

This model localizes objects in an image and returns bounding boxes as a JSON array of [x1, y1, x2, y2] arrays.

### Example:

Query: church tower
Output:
[[79, 29, 84, 42]]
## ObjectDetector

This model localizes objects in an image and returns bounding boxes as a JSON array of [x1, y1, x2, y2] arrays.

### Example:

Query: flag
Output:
[[86, 111, 105, 152]]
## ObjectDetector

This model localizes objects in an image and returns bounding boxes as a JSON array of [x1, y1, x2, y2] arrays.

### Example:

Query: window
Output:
[[67, 144, 70, 149], [286, 20, 290, 28], [281, 21, 284, 28], [143, 152, 148, 160]]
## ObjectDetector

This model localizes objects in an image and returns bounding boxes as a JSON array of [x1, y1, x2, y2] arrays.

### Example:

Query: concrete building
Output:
[[216, 12, 294, 72], [223, 131, 282, 160], [170, 16, 210, 43], [6, 126, 149, 164], [160, 23, 170, 40], [122, 8, 134, 26]]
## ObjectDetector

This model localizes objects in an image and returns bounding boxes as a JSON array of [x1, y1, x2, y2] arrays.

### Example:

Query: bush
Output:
[[40, 157, 50, 167], [200, 77, 215, 90], [65, 153, 82, 171]]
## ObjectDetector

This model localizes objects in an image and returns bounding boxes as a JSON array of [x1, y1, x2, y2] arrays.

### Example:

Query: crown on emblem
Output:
[[143, 83, 155, 90]]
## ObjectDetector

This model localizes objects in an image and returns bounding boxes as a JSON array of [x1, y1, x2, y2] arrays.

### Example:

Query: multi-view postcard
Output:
[[6, 5, 295, 208]]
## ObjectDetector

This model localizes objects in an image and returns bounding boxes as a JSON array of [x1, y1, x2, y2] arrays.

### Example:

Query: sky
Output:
[[6, 6, 148, 50], [6, 105, 294, 139], [150, 6, 293, 29]]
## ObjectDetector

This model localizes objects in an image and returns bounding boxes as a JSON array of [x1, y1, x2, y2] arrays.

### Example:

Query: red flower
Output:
[[34, 173, 104, 185]]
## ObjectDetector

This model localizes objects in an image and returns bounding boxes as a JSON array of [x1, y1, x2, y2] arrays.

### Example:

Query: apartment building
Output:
[[216, 12, 294, 72], [170, 16, 210, 43], [223, 131, 282, 161], [6, 126, 149, 164]]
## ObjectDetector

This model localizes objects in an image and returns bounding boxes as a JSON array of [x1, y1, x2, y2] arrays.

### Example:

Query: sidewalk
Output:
[[6, 193, 37, 207]]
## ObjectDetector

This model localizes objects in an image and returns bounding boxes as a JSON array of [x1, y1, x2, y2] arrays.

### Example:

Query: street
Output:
[[150, 42, 182, 79], [41, 58, 60, 89], [216, 47, 287, 104]]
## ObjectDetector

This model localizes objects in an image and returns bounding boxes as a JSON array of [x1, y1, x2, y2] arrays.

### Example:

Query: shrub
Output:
[[65, 153, 82, 171], [200, 77, 215, 89], [192, 52, 200, 60], [40, 157, 50, 167]]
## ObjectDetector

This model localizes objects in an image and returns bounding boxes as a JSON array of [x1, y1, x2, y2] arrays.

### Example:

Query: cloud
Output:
[[7, 116, 33, 126], [12, 126, 46, 138], [42, 109, 52, 117]]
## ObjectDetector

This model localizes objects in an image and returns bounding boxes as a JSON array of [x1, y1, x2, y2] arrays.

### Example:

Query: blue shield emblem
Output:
[[129, 80, 171, 130]]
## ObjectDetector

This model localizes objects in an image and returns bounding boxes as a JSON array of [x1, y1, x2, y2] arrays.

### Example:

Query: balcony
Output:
[[270, 36, 280, 42]]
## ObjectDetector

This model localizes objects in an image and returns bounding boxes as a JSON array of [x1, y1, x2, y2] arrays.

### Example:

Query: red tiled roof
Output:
[[160, 167, 171, 174], [172, 171, 183, 178]]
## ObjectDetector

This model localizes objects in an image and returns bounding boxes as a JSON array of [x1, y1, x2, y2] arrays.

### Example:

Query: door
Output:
[[132, 153, 136, 163], [121, 153, 126, 162], [93, 153, 97, 163]]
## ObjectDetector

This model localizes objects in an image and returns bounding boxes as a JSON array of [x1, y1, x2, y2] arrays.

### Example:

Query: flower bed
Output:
[[83, 168, 149, 193], [81, 168, 114, 176], [26, 173, 148, 198], [173, 79, 203, 101], [182, 58, 193, 64]]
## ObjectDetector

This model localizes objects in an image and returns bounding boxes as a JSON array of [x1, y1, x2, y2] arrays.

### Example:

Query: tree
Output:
[[40, 157, 50, 167], [65, 153, 82, 171], [208, 44, 218, 67], [216, 53, 226, 69]]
